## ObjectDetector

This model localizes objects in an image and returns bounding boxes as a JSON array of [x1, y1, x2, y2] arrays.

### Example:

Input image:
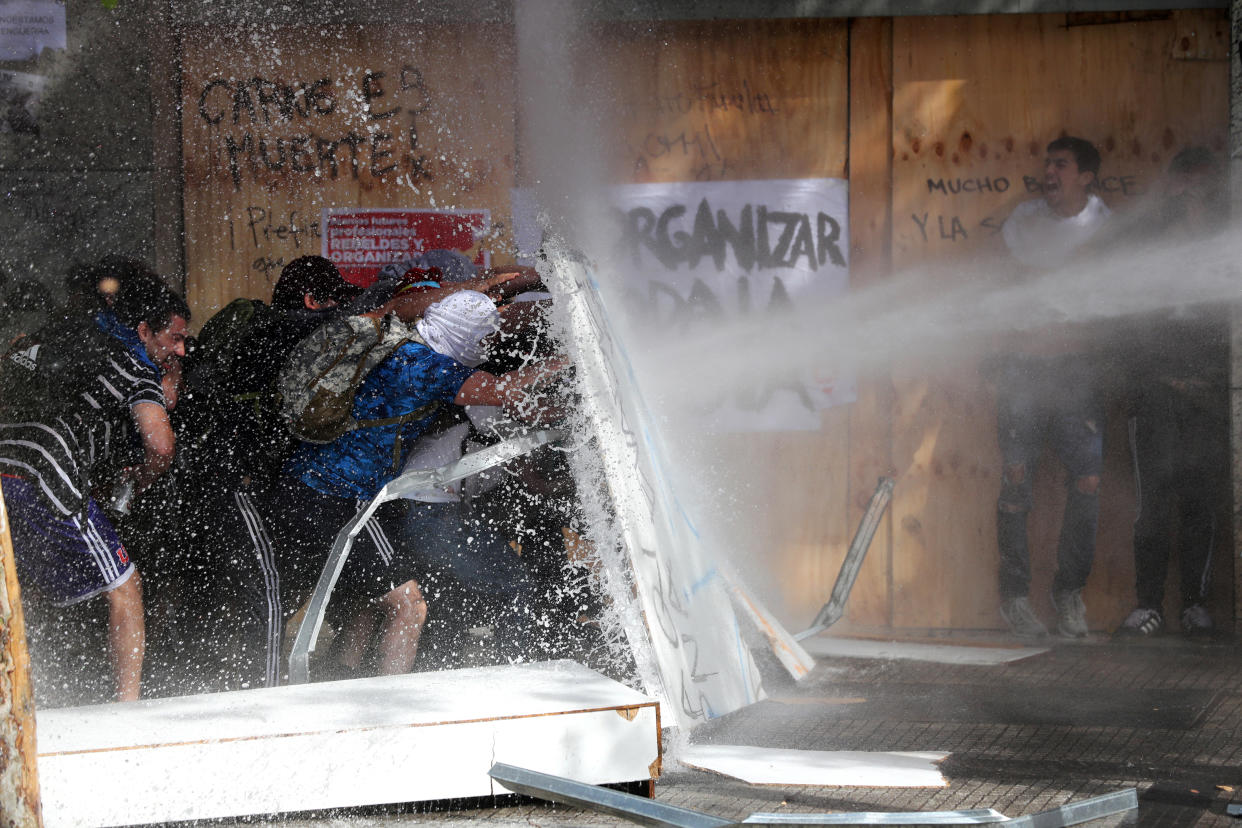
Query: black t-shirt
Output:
[[176, 304, 334, 487]]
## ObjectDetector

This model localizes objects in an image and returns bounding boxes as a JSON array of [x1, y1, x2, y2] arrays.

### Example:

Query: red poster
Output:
[[320, 207, 491, 287]]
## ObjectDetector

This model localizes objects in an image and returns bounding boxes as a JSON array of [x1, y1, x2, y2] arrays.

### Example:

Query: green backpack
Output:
[[174, 297, 290, 486], [277, 313, 438, 452]]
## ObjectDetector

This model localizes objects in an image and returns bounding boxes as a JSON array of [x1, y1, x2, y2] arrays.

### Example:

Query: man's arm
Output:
[[384, 269, 536, 322], [454, 357, 568, 424], [127, 401, 175, 492]]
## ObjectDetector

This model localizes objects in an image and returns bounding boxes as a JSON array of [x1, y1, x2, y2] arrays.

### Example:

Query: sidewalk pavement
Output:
[[253, 636, 1242, 827]]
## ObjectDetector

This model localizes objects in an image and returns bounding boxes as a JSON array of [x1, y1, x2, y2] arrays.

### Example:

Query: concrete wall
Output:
[[0, 0, 173, 288], [0, 0, 513, 294]]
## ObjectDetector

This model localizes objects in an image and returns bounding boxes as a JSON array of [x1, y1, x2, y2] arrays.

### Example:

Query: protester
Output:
[[0, 261, 188, 701], [1115, 147, 1227, 639], [269, 290, 566, 679], [992, 136, 1112, 639], [168, 255, 363, 689], [394, 283, 568, 665]]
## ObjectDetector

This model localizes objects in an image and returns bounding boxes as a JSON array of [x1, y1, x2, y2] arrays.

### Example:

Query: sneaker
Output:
[[1181, 604, 1213, 638], [1115, 607, 1164, 638], [1001, 596, 1048, 639], [1052, 590, 1088, 638]]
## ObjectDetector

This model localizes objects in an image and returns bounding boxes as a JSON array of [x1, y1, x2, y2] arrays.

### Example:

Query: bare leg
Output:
[[375, 579, 427, 675], [335, 605, 380, 672], [105, 571, 145, 702]]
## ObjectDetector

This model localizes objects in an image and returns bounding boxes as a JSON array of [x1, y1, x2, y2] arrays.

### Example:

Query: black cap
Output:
[[272, 256, 362, 311]]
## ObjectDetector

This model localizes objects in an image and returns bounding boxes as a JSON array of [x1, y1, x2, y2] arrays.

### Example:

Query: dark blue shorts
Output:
[[403, 500, 528, 596], [2, 474, 134, 606]]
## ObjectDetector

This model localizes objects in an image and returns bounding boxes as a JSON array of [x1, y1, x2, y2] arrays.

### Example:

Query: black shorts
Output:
[[266, 478, 420, 626]]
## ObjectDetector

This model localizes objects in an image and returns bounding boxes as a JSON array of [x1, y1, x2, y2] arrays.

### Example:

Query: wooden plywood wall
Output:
[[590, 20, 849, 183], [181, 24, 517, 324], [581, 19, 862, 630], [888, 11, 1229, 632], [175, 11, 1231, 637]]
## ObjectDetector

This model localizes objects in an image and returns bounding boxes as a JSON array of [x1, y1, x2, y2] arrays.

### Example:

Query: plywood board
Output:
[[579, 19, 853, 632], [842, 17, 896, 632], [181, 24, 518, 326], [888, 13, 1228, 632], [37, 660, 660, 828], [588, 19, 848, 184]]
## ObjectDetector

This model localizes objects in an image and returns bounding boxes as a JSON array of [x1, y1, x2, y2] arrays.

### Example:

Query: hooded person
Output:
[[269, 290, 567, 681], [167, 255, 362, 693], [395, 292, 549, 664]]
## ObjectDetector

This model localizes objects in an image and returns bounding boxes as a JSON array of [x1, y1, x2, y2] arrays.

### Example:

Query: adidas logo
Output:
[[7, 343, 38, 372]]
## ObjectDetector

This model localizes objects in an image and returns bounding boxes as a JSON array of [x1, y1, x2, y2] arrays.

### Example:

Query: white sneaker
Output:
[[1001, 596, 1048, 639], [1052, 590, 1088, 639]]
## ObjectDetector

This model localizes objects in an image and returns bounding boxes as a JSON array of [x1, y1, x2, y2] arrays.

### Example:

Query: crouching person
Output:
[[0, 263, 188, 702], [269, 291, 565, 679]]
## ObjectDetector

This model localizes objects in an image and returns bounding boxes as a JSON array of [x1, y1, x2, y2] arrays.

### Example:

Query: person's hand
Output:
[[540, 355, 570, 373], [484, 266, 541, 299], [485, 270, 519, 291], [160, 357, 183, 410]]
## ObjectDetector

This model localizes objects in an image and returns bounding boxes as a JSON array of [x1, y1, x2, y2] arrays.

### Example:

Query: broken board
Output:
[[36, 660, 660, 828]]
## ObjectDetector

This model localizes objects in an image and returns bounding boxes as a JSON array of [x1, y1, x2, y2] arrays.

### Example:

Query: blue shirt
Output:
[[286, 342, 476, 500]]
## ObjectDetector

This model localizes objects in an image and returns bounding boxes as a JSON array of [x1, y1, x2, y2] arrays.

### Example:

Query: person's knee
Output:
[[999, 463, 1031, 513], [1075, 474, 1100, 496], [382, 580, 428, 627], [1003, 462, 1027, 486]]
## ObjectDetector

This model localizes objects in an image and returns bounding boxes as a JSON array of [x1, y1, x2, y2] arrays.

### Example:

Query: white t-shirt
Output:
[[396, 405, 508, 502], [1001, 193, 1111, 269]]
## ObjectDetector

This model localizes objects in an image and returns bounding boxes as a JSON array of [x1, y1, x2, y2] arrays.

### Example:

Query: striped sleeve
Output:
[[106, 351, 166, 410]]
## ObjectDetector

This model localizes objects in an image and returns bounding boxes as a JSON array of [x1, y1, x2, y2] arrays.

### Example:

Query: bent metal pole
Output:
[[287, 429, 569, 685], [0, 477, 43, 827]]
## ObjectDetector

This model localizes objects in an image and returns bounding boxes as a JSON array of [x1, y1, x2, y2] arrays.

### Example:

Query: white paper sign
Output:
[[608, 178, 854, 430], [0, 1, 65, 61]]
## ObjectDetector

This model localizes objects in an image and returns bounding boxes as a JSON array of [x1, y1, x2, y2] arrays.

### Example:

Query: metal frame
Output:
[[741, 811, 1006, 825], [491, 762, 1139, 828], [1000, 789, 1139, 828], [796, 476, 896, 641], [287, 428, 568, 684], [489, 762, 733, 828]]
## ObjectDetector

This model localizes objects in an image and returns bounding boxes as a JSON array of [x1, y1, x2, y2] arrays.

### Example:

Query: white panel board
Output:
[[37, 661, 660, 828], [801, 636, 1047, 666], [544, 250, 767, 729], [682, 745, 948, 788]]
